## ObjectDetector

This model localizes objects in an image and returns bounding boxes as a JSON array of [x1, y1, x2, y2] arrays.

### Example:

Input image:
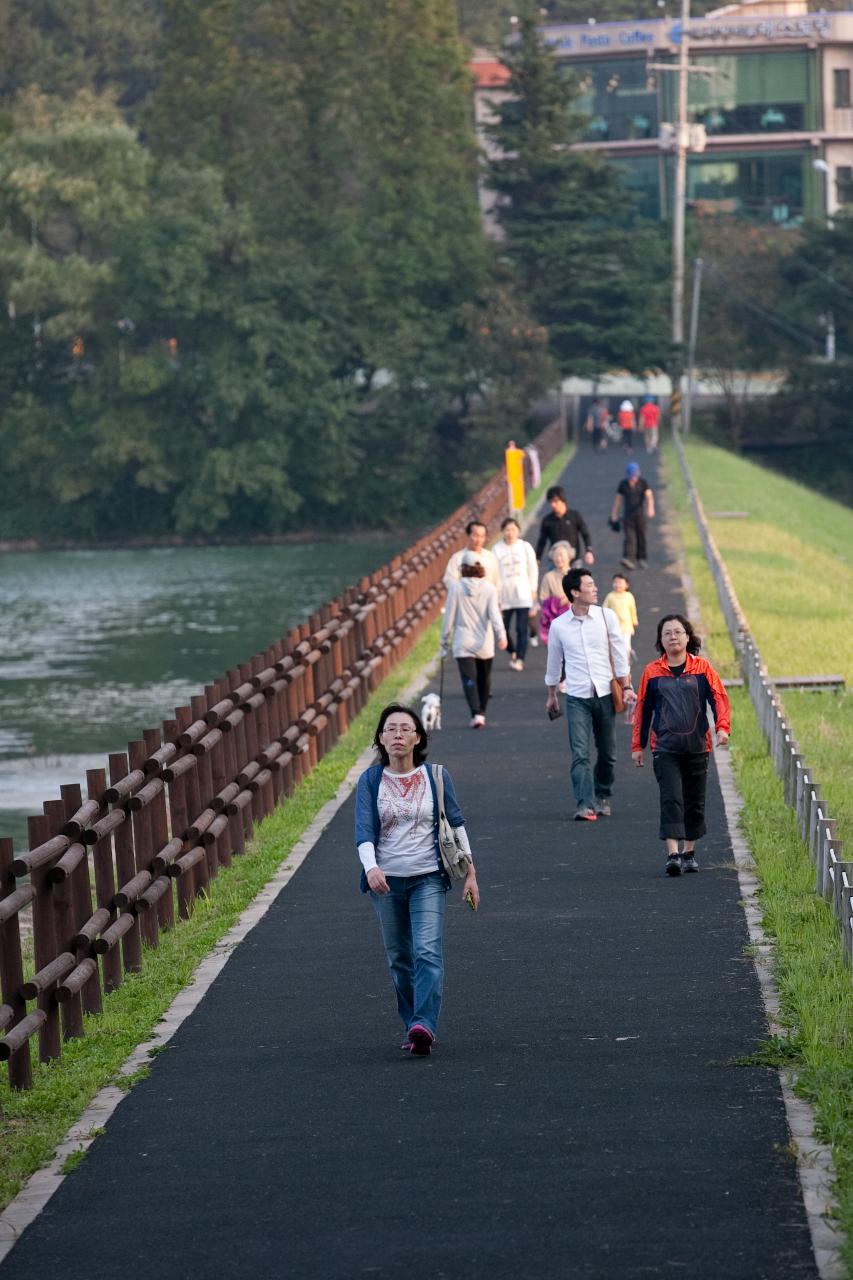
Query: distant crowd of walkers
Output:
[[357, 416, 730, 1057]]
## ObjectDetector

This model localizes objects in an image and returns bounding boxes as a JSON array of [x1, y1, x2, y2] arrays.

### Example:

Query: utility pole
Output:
[[684, 257, 703, 437], [672, 0, 690, 350]]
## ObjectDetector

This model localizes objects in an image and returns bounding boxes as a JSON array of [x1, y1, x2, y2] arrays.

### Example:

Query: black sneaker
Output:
[[665, 855, 682, 877], [681, 854, 699, 873]]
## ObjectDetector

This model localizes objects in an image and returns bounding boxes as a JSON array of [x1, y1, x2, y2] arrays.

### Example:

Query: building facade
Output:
[[472, 1, 853, 227]]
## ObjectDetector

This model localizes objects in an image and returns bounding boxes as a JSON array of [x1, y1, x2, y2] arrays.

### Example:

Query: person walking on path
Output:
[[494, 516, 538, 672], [537, 540, 571, 647], [617, 399, 637, 452], [443, 520, 500, 589], [534, 486, 594, 568], [545, 567, 631, 821], [610, 461, 655, 570], [356, 703, 479, 1056], [639, 396, 661, 453], [586, 398, 611, 452], [631, 615, 730, 876], [603, 571, 639, 661], [442, 551, 507, 728]]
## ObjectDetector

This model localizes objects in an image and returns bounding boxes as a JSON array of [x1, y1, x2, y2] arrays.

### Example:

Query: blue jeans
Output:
[[370, 872, 448, 1036], [565, 693, 617, 811]]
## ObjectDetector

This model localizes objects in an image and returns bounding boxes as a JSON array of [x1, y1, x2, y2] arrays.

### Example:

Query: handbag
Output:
[[601, 608, 626, 713], [430, 764, 471, 881]]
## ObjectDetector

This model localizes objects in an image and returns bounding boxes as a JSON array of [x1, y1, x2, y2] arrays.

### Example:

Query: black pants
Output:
[[502, 608, 529, 662], [652, 751, 709, 841], [623, 513, 647, 561], [456, 657, 493, 716]]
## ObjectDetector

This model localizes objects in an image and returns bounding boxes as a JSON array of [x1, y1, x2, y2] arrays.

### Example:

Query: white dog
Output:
[[421, 692, 442, 732]]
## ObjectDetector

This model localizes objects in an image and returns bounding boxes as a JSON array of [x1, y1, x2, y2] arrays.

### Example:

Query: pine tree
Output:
[[485, 6, 669, 375]]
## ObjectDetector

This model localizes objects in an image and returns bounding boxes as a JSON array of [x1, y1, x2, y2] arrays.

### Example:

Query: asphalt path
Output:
[[1, 442, 818, 1279]]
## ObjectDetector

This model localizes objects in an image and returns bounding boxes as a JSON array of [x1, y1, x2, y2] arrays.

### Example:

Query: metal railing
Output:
[[673, 433, 851, 978], [0, 419, 566, 1088]]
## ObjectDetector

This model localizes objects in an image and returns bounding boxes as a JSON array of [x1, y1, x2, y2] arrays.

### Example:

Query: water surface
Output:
[[0, 540, 400, 849]]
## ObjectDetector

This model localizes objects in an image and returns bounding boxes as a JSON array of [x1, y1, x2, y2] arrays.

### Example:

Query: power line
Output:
[[702, 260, 827, 350]]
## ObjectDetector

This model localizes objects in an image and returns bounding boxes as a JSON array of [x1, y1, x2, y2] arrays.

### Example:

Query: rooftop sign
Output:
[[543, 12, 836, 55]]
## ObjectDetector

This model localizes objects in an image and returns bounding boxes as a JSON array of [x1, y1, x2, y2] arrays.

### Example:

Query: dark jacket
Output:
[[534, 508, 592, 560], [632, 653, 731, 755], [354, 763, 465, 892]]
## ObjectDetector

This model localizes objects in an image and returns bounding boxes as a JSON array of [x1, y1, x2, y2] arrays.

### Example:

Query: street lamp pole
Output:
[[672, 0, 690, 349]]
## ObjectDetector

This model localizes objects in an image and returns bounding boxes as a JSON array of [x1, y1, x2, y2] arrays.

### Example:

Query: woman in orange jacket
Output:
[[631, 614, 730, 876]]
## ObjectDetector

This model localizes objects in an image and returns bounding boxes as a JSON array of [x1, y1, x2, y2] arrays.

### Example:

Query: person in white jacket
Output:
[[493, 516, 538, 672], [441, 551, 508, 728], [443, 520, 500, 589]]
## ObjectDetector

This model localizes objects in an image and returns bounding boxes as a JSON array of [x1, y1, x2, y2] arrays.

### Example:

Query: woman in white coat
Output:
[[441, 550, 507, 728]]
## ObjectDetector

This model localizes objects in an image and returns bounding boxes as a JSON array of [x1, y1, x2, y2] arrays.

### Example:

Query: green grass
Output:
[[663, 437, 853, 1274], [524, 439, 574, 516], [0, 447, 572, 1214], [667, 436, 852, 865]]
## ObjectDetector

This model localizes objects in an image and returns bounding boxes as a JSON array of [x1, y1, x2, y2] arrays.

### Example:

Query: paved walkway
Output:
[[1, 444, 818, 1278]]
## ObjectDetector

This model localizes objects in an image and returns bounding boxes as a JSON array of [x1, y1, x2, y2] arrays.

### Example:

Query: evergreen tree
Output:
[[0, 0, 162, 112], [485, 7, 669, 375]]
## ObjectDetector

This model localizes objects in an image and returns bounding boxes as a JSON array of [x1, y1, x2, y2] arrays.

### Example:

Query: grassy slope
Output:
[[678, 439, 853, 851], [664, 438, 853, 1274], [0, 441, 574, 1211]]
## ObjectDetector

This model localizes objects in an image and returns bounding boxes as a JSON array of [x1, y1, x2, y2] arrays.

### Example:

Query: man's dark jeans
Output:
[[565, 693, 617, 812]]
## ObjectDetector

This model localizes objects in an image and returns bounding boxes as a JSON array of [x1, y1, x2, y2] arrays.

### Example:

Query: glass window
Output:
[[663, 51, 816, 135], [564, 58, 658, 143], [681, 151, 807, 226], [837, 166, 853, 205], [834, 69, 851, 110], [611, 155, 662, 220]]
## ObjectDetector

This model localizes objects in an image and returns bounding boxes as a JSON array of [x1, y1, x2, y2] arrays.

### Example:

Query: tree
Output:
[[485, 6, 670, 376], [692, 222, 800, 451], [0, 0, 162, 113], [773, 212, 853, 503]]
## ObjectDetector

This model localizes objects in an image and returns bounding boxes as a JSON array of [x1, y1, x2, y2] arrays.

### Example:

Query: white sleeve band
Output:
[[358, 842, 378, 872]]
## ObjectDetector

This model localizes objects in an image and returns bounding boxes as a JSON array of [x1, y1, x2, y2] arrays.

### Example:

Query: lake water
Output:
[[0, 539, 400, 850]]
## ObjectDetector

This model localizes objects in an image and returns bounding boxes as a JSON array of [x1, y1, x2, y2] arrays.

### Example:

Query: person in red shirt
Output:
[[632, 614, 730, 876], [617, 399, 637, 452], [639, 397, 661, 453]]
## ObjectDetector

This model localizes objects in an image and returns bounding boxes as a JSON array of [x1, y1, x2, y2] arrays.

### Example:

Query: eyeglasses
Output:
[[661, 629, 687, 639], [381, 723, 417, 734]]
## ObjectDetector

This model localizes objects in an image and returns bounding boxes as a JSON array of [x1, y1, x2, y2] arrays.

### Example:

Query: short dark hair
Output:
[[373, 703, 429, 766], [465, 519, 487, 536], [563, 567, 592, 601], [461, 561, 485, 578], [546, 486, 566, 503], [612, 572, 629, 586], [655, 614, 702, 656], [500, 516, 520, 531]]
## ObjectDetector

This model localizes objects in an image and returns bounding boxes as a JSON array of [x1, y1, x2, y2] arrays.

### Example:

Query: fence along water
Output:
[[0, 421, 564, 1089], [672, 433, 852, 980]]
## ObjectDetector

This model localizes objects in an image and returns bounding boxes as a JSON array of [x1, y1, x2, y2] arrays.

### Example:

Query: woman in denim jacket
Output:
[[356, 703, 479, 1056]]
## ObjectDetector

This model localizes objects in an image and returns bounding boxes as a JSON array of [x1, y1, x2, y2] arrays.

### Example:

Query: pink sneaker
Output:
[[407, 1024, 434, 1056]]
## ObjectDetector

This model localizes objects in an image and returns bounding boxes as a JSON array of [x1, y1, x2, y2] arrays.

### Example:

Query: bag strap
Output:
[[430, 763, 447, 817], [600, 605, 618, 679]]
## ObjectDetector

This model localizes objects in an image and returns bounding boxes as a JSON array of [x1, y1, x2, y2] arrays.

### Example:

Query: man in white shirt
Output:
[[545, 567, 632, 821], [443, 520, 500, 589]]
